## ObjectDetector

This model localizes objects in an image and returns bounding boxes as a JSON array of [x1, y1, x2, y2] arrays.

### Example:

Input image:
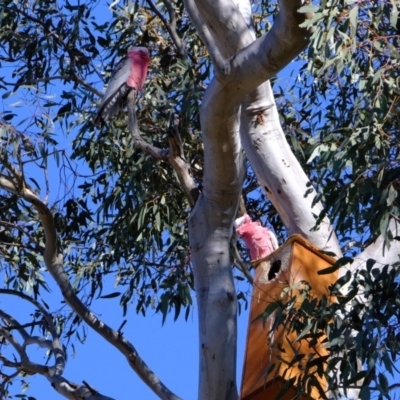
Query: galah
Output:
[[235, 214, 279, 261], [94, 47, 150, 126]]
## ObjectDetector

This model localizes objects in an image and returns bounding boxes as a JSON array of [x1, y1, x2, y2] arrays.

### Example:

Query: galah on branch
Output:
[[94, 47, 150, 126], [235, 214, 279, 261]]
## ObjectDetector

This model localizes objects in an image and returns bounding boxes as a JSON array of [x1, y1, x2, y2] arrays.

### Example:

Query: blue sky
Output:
[[2, 284, 250, 399]]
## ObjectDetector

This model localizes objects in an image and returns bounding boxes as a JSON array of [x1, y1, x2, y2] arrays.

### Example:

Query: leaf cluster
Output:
[[280, 0, 400, 253], [261, 260, 400, 399]]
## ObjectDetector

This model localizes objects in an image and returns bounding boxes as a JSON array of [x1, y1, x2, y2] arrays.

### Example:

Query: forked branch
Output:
[[127, 91, 199, 206], [0, 292, 113, 399], [145, 0, 187, 58]]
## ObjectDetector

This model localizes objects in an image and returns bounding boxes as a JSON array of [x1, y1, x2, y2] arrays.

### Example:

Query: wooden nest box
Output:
[[240, 234, 338, 400]]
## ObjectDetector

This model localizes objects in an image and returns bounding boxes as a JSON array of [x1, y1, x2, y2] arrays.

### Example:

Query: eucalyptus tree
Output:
[[0, 0, 399, 399]]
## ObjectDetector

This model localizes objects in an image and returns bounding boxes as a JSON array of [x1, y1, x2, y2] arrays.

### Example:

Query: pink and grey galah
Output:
[[235, 214, 279, 261], [94, 47, 150, 126]]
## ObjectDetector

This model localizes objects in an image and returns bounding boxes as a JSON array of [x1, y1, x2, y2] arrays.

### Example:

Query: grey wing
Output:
[[94, 57, 132, 126]]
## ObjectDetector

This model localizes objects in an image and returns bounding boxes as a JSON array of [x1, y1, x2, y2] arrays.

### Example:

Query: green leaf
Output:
[[100, 292, 121, 299], [2, 91, 12, 99], [378, 372, 389, 394], [57, 102, 72, 117], [252, 301, 280, 325], [389, 2, 399, 29], [318, 257, 353, 275], [294, 321, 314, 342], [3, 113, 15, 121], [380, 211, 389, 236], [345, 370, 366, 385], [298, 4, 320, 13], [387, 185, 397, 206], [360, 386, 370, 400], [349, 6, 359, 35]]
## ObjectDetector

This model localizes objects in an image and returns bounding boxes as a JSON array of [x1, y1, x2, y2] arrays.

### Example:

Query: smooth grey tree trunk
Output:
[[187, 1, 400, 399]]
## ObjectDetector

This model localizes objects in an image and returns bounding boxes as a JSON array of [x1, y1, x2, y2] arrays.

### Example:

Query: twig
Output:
[[0, 292, 117, 399], [127, 91, 168, 160], [127, 91, 199, 207], [166, 117, 199, 206], [0, 369, 19, 396], [15, 8, 102, 98], [5, 75, 102, 97], [4, 320, 44, 330], [117, 319, 127, 334], [145, 0, 186, 58], [0, 289, 65, 375], [231, 237, 253, 284], [389, 383, 400, 391], [0, 219, 44, 253]]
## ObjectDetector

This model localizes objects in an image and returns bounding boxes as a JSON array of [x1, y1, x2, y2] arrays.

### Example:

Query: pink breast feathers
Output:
[[126, 47, 150, 91], [235, 214, 279, 261]]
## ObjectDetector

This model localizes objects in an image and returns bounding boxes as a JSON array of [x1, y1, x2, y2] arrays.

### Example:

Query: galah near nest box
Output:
[[235, 214, 279, 261]]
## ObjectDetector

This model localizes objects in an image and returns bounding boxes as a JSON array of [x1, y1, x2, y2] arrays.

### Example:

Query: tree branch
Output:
[[167, 117, 199, 206], [0, 319, 25, 358], [0, 293, 116, 400], [240, 82, 342, 254], [0, 174, 182, 400], [185, 20, 245, 400], [341, 217, 400, 277], [189, 0, 341, 253], [183, 0, 227, 74], [191, 0, 312, 95], [0, 320, 50, 377], [145, 0, 187, 58], [184, 3, 319, 397], [0, 309, 30, 341], [192, 0, 255, 59], [0, 289, 65, 374], [128, 92, 169, 160], [14, 8, 102, 98], [127, 91, 199, 207]]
